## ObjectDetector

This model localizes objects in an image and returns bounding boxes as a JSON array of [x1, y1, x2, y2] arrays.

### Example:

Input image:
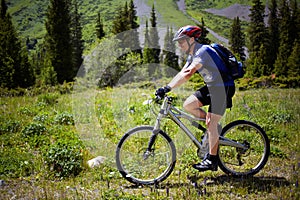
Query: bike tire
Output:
[[116, 126, 176, 185], [218, 120, 270, 177]]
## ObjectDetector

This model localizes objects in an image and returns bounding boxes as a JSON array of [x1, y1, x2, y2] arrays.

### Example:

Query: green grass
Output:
[[0, 85, 299, 199], [7, 0, 130, 44], [146, 0, 194, 27]]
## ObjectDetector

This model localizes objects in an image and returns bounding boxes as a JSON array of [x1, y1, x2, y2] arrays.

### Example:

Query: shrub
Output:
[[44, 140, 84, 179], [37, 93, 59, 105], [0, 147, 34, 178], [33, 113, 49, 123], [21, 123, 47, 138], [18, 106, 37, 116], [54, 112, 75, 125], [0, 120, 21, 135], [21, 123, 49, 147], [274, 76, 300, 88]]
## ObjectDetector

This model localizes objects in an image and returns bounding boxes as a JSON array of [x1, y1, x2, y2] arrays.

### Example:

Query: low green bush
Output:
[[0, 120, 22, 135], [0, 147, 34, 178], [37, 93, 59, 105], [54, 112, 75, 125], [21, 123, 49, 148], [236, 76, 300, 90], [33, 113, 49, 123], [43, 140, 84, 179], [21, 123, 47, 138]]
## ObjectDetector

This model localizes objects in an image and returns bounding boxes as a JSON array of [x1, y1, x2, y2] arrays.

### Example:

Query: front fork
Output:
[[144, 99, 169, 159]]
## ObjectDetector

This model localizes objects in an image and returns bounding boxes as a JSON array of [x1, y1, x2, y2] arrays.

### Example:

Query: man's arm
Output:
[[167, 58, 202, 89]]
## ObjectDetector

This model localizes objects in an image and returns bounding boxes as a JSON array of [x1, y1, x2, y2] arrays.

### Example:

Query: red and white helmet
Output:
[[173, 25, 202, 41]]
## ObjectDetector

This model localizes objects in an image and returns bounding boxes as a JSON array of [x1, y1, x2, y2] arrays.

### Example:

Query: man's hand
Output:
[[155, 86, 171, 99]]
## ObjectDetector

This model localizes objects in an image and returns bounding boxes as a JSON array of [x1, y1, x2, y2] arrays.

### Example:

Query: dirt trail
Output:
[[134, 0, 167, 47]]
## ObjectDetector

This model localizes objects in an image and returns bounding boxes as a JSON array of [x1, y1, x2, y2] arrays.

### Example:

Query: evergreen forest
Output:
[[0, 0, 299, 91]]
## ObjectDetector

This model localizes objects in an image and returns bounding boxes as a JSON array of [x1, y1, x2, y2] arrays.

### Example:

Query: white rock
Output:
[[87, 156, 106, 168], [0, 180, 5, 186]]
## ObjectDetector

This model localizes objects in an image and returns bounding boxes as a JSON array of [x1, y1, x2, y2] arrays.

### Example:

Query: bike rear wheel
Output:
[[218, 120, 270, 177], [116, 126, 176, 185]]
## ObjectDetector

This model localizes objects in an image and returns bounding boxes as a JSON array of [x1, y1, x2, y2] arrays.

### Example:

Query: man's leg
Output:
[[192, 86, 226, 172], [206, 112, 222, 156], [183, 95, 206, 118]]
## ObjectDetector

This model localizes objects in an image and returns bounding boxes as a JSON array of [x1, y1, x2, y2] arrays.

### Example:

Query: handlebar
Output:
[[155, 95, 173, 104]]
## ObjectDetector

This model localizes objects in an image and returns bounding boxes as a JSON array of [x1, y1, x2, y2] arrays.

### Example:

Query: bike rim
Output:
[[117, 129, 175, 184]]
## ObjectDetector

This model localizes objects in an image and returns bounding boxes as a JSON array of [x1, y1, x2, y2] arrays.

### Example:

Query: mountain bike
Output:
[[116, 95, 270, 185]]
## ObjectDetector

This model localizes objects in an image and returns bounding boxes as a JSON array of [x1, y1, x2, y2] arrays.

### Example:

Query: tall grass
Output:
[[1, 85, 299, 199]]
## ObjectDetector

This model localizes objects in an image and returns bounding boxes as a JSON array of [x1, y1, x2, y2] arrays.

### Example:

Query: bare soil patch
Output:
[[205, 3, 251, 22]]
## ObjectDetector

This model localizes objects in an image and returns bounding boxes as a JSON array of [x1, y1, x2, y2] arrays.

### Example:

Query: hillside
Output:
[[7, 0, 256, 46], [7, 0, 127, 43]]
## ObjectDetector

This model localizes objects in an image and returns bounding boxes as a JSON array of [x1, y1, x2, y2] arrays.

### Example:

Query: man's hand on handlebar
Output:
[[155, 86, 171, 99]]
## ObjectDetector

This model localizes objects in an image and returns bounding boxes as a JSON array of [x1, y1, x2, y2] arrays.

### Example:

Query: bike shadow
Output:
[[211, 175, 288, 190], [184, 175, 290, 193], [124, 175, 290, 193]]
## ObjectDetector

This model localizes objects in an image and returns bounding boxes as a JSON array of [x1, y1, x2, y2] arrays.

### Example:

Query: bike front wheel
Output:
[[218, 120, 270, 177], [116, 126, 176, 185]]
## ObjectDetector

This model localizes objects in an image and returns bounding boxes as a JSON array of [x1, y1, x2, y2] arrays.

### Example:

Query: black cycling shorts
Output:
[[193, 85, 235, 116]]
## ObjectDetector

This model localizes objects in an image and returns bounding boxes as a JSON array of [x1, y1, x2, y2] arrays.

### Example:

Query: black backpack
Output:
[[210, 43, 245, 80]]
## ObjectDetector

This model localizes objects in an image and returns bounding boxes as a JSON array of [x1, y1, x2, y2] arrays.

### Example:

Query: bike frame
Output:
[[152, 96, 247, 150]]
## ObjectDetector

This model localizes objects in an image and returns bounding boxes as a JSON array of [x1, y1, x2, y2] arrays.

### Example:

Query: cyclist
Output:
[[155, 25, 235, 172]]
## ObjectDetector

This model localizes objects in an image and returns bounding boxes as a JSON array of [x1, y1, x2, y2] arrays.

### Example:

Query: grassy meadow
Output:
[[0, 83, 299, 199]]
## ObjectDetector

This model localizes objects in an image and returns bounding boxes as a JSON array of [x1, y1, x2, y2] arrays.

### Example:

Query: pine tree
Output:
[[149, 4, 160, 63], [112, 2, 132, 51], [248, 0, 267, 53], [163, 26, 179, 71], [257, 43, 269, 75], [0, 0, 14, 88], [128, 0, 139, 30], [247, 0, 268, 77], [70, 0, 84, 79], [143, 20, 153, 64], [112, 3, 130, 35], [287, 39, 300, 77], [290, 0, 300, 46], [0, 0, 7, 19], [41, 56, 58, 85], [266, 0, 279, 73], [274, 0, 293, 77], [229, 17, 246, 61], [16, 48, 35, 88], [100, 1, 141, 87], [0, 0, 34, 88], [45, 0, 73, 83], [128, 0, 141, 53], [197, 18, 211, 44], [95, 12, 105, 40]]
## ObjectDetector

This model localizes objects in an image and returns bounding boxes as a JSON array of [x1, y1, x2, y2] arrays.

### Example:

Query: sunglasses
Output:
[[177, 39, 186, 45]]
